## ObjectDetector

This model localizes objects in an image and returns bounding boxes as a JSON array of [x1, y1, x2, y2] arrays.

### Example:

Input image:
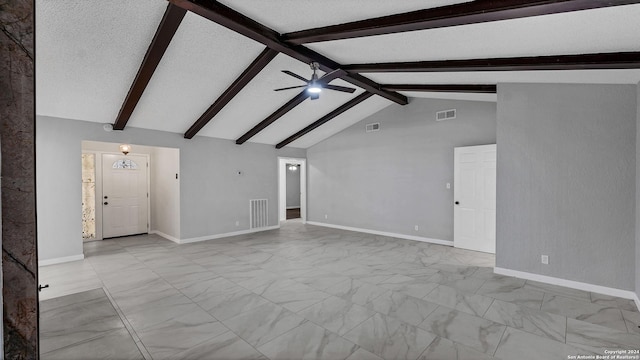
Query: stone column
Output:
[[1, 0, 38, 359]]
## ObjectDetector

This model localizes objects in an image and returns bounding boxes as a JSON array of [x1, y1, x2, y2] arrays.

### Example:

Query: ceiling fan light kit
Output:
[[307, 83, 322, 93]]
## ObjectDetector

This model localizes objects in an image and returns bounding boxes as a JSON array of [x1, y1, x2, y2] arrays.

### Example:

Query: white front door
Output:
[[454, 144, 497, 253], [102, 154, 148, 238]]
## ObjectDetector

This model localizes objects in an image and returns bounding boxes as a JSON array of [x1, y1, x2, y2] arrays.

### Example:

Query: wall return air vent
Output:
[[365, 123, 380, 132], [436, 109, 456, 121]]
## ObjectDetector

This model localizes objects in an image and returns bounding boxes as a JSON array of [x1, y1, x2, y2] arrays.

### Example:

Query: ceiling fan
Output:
[[274, 62, 356, 100]]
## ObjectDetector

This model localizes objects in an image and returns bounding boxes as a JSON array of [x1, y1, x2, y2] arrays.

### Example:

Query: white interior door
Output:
[[454, 144, 497, 253], [102, 154, 148, 238]]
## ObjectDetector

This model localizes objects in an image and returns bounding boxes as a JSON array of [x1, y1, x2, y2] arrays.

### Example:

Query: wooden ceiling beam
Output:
[[113, 3, 186, 130], [344, 52, 640, 73], [169, 0, 408, 105], [184, 48, 278, 139], [235, 70, 345, 144], [381, 84, 497, 93], [282, 0, 640, 44], [235, 91, 309, 145], [276, 92, 373, 149]]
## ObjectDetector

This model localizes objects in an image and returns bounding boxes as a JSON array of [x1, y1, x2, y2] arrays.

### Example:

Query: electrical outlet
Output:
[[446, 183, 451, 189], [235, 221, 240, 227], [541, 255, 549, 265], [324, 214, 328, 219], [414, 225, 419, 231]]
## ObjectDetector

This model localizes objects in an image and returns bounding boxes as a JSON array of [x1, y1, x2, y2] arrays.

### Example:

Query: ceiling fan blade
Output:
[[274, 85, 308, 92], [324, 84, 356, 93], [282, 70, 309, 83], [310, 93, 320, 100], [319, 69, 347, 84]]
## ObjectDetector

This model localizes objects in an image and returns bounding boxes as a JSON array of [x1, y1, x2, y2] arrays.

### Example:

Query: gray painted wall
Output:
[[151, 146, 180, 239], [637, 82, 640, 300], [0, 145, 3, 351], [497, 83, 636, 291], [307, 98, 497, 241], [36, 116, 305, 261], [286, 165, 301, 208]]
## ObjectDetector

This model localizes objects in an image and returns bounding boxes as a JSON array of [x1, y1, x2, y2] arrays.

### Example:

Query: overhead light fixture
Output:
[[308, 63, 322, 94], [307, 82, 322, 94], [288, 164, 298, 171], [119, 144, 131, 155]]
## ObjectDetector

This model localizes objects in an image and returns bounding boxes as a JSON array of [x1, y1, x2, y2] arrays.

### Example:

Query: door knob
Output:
[[104, 202, 108, 205], [455, 201, 460, 205], [104, 196, 108, 199]]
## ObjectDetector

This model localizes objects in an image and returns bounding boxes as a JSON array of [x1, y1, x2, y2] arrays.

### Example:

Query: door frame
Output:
[[453, 144, 497, 254], [83, 151, 150, 240], [278, 157, 306, 223]]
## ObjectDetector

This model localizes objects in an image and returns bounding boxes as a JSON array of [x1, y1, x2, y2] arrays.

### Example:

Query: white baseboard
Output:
[[179, 225, 280, 244], [634, 292, 640, 313], [39, 254, 85, 267], [149, 230, 181, 244], [286, 206, 300, 210], [494, 267, 638, 303], [306, 221, 453, 247]]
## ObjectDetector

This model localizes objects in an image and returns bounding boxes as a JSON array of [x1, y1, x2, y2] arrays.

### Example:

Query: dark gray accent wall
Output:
[[497, 83, 636, 291], [307, 98, 496, 241], [286, 165, 301, 208], [36, 116, 305, 260]]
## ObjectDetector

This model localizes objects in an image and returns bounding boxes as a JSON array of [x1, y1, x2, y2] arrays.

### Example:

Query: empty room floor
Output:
[[39, 221, 640, 360]]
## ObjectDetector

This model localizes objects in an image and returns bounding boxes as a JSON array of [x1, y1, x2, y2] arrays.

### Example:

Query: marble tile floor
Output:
[[40, 288, 145, 359], [39, 221, 640, 359]]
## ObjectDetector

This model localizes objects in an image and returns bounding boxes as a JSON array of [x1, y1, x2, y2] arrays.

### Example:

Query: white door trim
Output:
[[278, 157, 306, 223]]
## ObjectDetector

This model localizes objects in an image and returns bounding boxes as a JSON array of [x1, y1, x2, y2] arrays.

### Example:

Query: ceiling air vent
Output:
[[365, 123, 380, 132], [436, 109, 456, 121]]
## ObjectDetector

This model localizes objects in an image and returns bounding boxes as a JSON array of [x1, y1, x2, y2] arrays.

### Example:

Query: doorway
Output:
[[102, 153, 149, 238], [286, 163, 301, 219], [278, 157, 306, 222], [81, 143, 151, 241], [453, 144, 497, 253], [81, 141, 180, 243]]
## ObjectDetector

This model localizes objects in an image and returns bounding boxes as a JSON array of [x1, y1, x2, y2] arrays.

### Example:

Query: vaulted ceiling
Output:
[[36, 0, 640, 149]]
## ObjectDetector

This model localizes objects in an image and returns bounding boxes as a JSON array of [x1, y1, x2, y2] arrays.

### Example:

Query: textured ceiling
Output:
[[288, 96, 394, 149], [36, 0, 168, 123], [36, 0, 640, 149], [366, 69, 640, 86], [197, 53, 362, 142], [216, 0, 470, 33], [127, 11, 265, 134], [308, 5, 640, 64]]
